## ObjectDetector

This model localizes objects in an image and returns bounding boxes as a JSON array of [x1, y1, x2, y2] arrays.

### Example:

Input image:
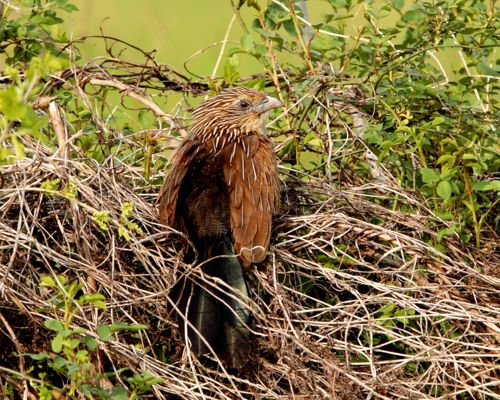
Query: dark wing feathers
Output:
[[158, 140, 199, 229]]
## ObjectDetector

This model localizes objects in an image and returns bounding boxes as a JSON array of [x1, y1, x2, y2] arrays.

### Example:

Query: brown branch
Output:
[[48, 101, 69, 161], [88, 78, 176, 128]]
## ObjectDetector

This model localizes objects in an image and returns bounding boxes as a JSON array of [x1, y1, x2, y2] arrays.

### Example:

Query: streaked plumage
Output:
[[158, 87, 281, 368]]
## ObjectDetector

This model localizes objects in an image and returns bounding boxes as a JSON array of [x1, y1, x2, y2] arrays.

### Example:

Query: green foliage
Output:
[[127, 371, 163, 398], [375, 303, 417, 329], [97, 322, 148, 342], [224, 54, 241, 84], [92, 210, 110, 231], [41, 178, 61, 193], [0, 0, 498, 397], [118, 202, 144, 240], [228, 0, 498, 245], [0, 0, 74, 163], [92, 202, 144, 240], [1, 1, 496, 238], [30, 274, 154, 398]]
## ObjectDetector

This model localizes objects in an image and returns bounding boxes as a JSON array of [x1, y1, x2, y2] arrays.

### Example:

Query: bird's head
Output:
[[191, 87, 283, 137]]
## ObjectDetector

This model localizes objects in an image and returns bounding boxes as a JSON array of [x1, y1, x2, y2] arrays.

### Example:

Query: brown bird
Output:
[[158, 87, 282, 368]]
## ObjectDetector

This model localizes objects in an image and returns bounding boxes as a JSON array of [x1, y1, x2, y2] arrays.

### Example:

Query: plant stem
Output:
[[462, 167, 480, 248], [287, 0, 314, 73]]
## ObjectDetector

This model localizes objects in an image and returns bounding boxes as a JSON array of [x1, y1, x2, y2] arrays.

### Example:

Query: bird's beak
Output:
[[257, 96, 284, 114]]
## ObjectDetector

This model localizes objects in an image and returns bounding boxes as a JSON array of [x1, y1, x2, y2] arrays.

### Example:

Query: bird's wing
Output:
[[158, 139, 199, 228], [223, 135, 280, 267]]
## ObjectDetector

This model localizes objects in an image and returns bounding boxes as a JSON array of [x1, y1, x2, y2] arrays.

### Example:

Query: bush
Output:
[[0, 0, 498, 399]]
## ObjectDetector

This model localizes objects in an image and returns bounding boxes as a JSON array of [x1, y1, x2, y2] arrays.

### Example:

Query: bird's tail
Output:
[[170, 236, 252, 369]]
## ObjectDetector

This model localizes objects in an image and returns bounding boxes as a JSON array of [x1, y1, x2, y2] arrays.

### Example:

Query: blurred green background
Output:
[[68, 0, 386, 77], [64, 0, 462, 126], [68, 1, 463, 80], [70, 0, 256, 76]]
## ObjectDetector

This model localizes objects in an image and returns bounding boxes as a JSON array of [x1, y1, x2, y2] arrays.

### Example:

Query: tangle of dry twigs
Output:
[[1, 41, 499, 399]]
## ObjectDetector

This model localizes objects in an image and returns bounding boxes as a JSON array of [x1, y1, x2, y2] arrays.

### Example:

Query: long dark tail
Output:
[[171, 236, 252, 369]]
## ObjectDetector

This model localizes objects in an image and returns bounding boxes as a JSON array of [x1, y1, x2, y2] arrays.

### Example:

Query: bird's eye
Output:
[[239, 99, 251, 108]]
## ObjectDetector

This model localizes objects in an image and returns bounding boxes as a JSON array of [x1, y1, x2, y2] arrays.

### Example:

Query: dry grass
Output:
[[1, 54, 499, 399]]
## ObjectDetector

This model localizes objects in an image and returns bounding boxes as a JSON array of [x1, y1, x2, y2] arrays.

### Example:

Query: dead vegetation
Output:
[[1, 48, 499, 399]]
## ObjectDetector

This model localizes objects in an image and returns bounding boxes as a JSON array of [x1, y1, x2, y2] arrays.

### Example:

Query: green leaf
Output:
[[42, 53, 68, 73], [303, 132, 324, 148], [223, 54, 240, 84], [57, 275, 67, 286], [0, 148, 15, 165], [69, 327, 86, 335], [41, 178, 61, 193], [402, 8, 425, 22], [406, 363, 417, 372], [430, 116, 446, 126], [97, 325, 113, 341], [75, 349, 89, 363], [11, 135, 25, 159], [420, 168, 440, 184], [62, 3, 79, 12], [472, 180, 500, 192], [92, 210, 110, 231], [378, 304, 395, 316], [109, 322, 148, 332], [283, 19, 297, 36], [436, 211, 453, 221], [110, 387, 129, 400], [0, 86, 26, 120], [437, 181, 452, 200], [435, 154, 454, 165], [126, 371, 163, 393], [28, 353, 51, 361], [437, 224, 458, 242], [51, 333, 64, 353], [394, 308, 415, 325], [120, 202, 134, 219], [67, 281, 79, 298], [82, 335, 98, 351], [5, 66, 19, 82], [364, 127, 383, 144], [118, 226, 131, 241], [22, 109, 50, 144], [44, 319, 64, 332], [241, 34, 254, 52], [254, 44, 267, 57], [462, 199, 473, 211], [51, 355, 70, 370], [462, 153, 477, 161], [125, 323, 148, 331], [79, 293, 107, 310], [127, 220, 143, 234], [40, 276, 56, 287], [62, 180, 78, 200]]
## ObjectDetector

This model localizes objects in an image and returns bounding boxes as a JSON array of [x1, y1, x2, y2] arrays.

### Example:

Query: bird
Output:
[[158, 87, 282, 369]]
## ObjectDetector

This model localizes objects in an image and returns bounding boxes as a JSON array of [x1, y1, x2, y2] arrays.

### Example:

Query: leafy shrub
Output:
[[0, 0, 498, 399]]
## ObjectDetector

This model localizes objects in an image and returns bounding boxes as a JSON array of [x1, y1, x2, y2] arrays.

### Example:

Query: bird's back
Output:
[[178, 144, 231, 241]]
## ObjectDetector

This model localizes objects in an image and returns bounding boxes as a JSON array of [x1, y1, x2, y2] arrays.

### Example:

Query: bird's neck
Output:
[[189, 122, 264, 154]]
